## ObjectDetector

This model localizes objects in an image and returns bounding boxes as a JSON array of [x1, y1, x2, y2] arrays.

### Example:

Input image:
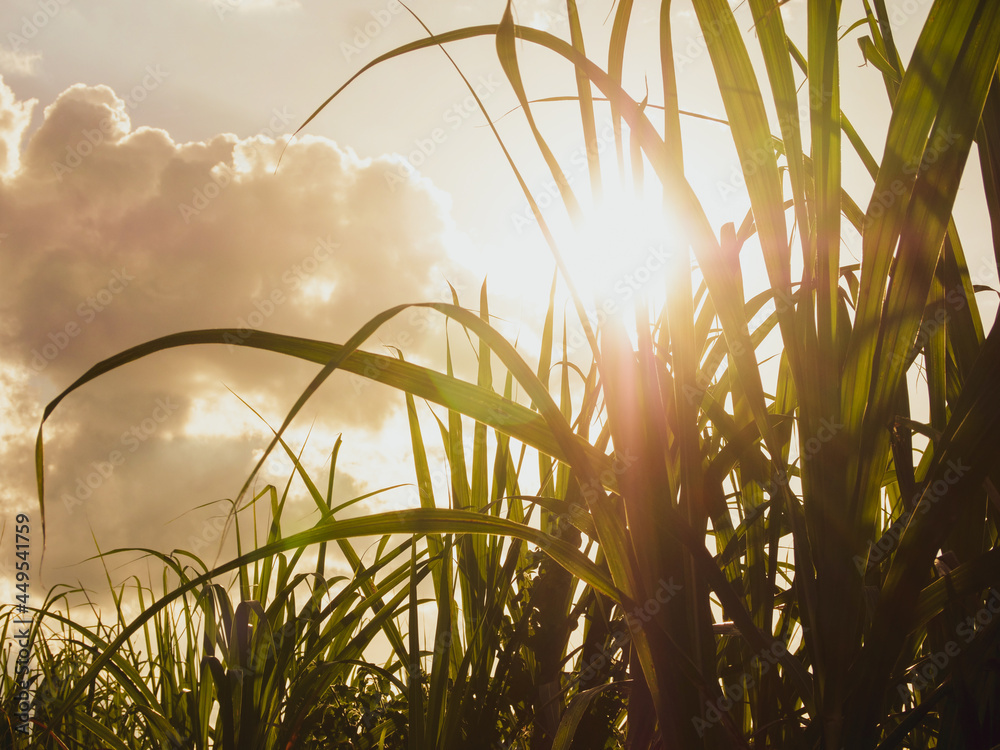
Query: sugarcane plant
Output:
[[24, 0, 1000, 747]]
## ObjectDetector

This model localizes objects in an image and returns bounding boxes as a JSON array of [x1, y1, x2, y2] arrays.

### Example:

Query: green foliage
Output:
[[14, 0, 1000, 748]]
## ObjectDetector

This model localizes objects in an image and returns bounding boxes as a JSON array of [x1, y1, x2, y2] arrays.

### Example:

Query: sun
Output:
[[559, 190, 680, 322], [475, 175, 682, 343]]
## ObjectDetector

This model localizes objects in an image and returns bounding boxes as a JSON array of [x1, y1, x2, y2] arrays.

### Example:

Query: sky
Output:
[[0, 0, 994, 618]]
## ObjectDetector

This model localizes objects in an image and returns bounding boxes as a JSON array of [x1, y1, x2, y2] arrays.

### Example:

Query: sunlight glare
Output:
[[564, 191, 679, 322]]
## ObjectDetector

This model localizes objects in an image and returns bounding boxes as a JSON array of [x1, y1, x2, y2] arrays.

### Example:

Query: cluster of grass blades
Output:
[[18, 0, 1000, 747], [22, 320, 632, 748], [3, 451, 426, 749]]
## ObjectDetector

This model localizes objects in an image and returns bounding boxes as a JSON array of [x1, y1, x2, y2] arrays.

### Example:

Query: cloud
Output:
[[205, 0, 302, 19], [0, 44, 41, 77], [0, 75, 34, 177], [0, 74, 475, 586]]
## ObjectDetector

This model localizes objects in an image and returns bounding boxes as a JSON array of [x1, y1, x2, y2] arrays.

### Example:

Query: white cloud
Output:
[[0, 73, 478, 586], [0, 44, 41, 76], [0, 75, 34, 177], [205, 0, 302, 19]]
